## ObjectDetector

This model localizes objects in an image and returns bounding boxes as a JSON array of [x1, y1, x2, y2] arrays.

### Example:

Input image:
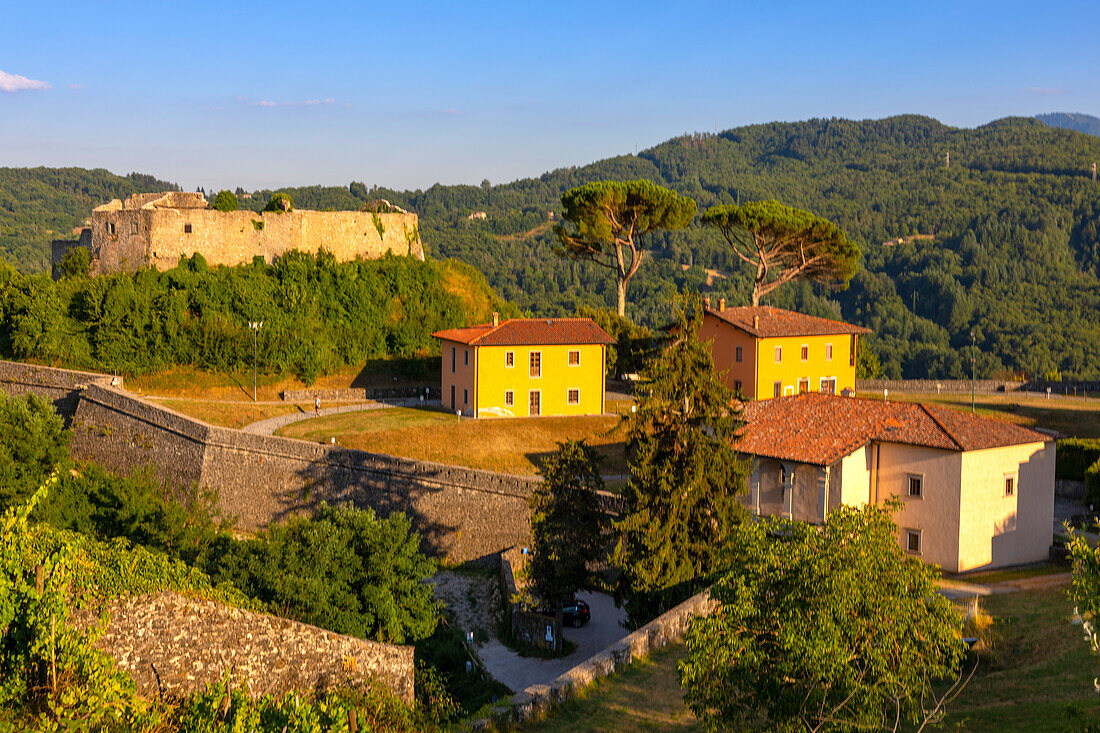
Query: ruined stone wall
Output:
[[68, 384, 536, 561], [86, 206, 423, 275], [73, 591, 414, 702]]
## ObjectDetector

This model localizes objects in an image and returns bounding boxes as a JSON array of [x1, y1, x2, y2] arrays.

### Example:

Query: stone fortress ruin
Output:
[[52, 191, 425, 276]]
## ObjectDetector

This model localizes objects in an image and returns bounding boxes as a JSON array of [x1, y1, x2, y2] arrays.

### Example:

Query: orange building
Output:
[[700, 302, 870, 400], [432, 316, 615, 418]]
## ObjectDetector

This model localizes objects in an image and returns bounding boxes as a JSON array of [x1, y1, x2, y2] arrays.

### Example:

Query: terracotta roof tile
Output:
[[737, 393, 1051, 465], [432, 318, 615, 347], [708, 305, 870, 338]]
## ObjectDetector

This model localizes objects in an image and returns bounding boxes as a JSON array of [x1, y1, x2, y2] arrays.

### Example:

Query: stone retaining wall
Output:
[[282, 386, 441, 402], [68, 384, 538, 561], [72, 592, 413, 702], [477, 588, 719, 726], [858, 378, 1100, 397], [857, 379, 1023, 394]]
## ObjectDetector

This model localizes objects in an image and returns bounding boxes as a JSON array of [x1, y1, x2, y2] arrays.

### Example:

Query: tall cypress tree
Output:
[[614, 296, 750, 625], [528, 440, 610, 616]]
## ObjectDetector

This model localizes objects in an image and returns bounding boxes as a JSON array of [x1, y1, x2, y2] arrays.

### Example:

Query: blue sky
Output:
[[2, 1, 1097, 192]]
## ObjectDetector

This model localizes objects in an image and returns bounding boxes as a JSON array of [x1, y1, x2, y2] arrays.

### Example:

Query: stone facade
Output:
[[72, 592, 413, 702], [52, 192, 425, 276]]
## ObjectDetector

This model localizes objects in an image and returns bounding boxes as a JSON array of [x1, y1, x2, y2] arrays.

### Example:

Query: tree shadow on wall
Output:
[[271, 449, 464, 561]]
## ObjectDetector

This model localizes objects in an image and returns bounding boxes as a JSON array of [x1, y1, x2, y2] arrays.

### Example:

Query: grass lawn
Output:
[[278, 401, 633, 476], [858, 392, 1100, 439], [519, 644, 699, 733], [941, 586, 1100, 731]]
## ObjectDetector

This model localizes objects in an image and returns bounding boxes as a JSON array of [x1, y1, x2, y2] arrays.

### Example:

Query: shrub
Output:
[[199, 504, 440, 644], [211, 190, 239, 212], [1086, 459, 1100, 506], [263, 193, 294, 212], [1057, 438, 1100, 481], [0, 392, 68, 510]]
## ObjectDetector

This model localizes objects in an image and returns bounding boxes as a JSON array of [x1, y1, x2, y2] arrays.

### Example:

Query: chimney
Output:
[[703, 296, 711, 308], [718, 297, 726, 311], [492, 312, 499, 327], [753, 315, 760, 329]]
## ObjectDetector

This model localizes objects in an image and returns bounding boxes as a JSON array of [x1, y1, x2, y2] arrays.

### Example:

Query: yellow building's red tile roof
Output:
[[432, 318, 615, 347], [737, 393, 1051, 466], [707, 305, 870, 338]]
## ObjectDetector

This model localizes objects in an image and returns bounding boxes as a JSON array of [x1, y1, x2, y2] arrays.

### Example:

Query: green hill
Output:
[[4, 115, 1100, 379]]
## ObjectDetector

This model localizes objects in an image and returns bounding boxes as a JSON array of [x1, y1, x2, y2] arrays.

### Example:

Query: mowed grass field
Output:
[[278, 401, 633, 476], [858, 391, 1100, 439], [520, 586, 1099, 732]]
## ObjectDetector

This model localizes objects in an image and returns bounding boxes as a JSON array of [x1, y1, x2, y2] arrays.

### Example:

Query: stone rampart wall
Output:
[[68, 384, 537, 561], [73, 592, 413, 702], [0, 360, 117, 424]]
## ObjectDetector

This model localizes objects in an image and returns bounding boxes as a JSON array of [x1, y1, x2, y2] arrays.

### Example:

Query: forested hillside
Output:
[[264, 116, 1100, 380], [5, 116, 1100, 378], [0, 168, 178, 271]]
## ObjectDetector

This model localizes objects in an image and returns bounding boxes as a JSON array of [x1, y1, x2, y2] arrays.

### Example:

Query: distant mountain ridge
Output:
[[1036, 112, 1100, 137]]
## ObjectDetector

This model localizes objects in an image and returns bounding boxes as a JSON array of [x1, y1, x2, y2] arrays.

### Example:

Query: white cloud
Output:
[[0, 70, 51, 93], [1026, 86, 1065, 96]]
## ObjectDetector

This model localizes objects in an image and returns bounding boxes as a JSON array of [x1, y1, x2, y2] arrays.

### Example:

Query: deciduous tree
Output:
[[680, 504, 969, 732], [702, 200, 860, 306], [528, 440, 610, 615], [614, 297, 748, 624], [556, 180, 696, 317]]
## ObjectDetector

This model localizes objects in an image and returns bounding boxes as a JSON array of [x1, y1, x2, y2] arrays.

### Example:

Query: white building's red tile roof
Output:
[[738, 393, 1052, 466]]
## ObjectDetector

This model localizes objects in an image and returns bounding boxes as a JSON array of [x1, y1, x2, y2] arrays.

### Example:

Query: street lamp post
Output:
[[249, 321, 263, 402], [969, 329, 976, 414]]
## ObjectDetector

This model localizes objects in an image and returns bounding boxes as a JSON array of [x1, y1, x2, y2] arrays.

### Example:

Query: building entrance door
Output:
[[529, 390, 541, 416]]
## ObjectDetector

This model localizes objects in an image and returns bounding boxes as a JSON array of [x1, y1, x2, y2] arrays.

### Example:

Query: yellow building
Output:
[[699, 302, 870, 400], [432, 315, 615, 418]]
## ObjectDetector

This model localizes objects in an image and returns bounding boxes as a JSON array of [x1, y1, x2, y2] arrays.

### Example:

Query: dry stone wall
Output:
[[72, 592, 413, 702], [68, 384, 536, 561]]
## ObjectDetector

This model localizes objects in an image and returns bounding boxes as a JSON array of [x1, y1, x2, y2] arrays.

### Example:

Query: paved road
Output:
[[241, 398, 441, 435], [477, 591, 628, 693]]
